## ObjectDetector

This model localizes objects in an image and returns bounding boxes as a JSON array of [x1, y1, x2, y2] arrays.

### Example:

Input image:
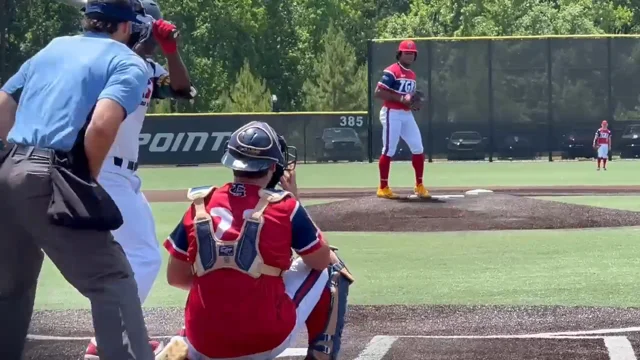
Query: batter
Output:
[[86, 1, 197, 358]]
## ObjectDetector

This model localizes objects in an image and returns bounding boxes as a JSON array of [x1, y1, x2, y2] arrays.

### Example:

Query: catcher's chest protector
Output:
[[188, 187, 290, 278]]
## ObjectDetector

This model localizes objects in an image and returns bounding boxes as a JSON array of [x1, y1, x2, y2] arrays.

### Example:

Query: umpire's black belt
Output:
[[11, 144, 58, 160], [113, 157, 138, 171]]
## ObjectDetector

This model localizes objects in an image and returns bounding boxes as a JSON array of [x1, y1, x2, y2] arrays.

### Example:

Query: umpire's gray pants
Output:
[[0, 147, 154, 360]]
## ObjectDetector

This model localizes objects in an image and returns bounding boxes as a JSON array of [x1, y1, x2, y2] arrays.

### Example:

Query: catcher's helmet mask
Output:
[[221, 121, 297, 189]]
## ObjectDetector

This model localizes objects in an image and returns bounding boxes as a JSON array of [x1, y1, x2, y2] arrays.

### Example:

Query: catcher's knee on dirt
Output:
[[307, 251, 355, 360]]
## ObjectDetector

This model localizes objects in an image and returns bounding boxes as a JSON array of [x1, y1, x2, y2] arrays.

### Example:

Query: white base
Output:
[[407, 194, 465, 200], [465, 189, 494, 196]]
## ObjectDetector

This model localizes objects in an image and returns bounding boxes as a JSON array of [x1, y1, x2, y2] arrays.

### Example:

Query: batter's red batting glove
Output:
[[153, 19, 178, 55]]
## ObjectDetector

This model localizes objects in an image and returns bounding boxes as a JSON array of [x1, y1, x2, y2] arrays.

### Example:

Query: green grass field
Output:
[[34, 163, 640, 311], [138, 161, 636, 189]]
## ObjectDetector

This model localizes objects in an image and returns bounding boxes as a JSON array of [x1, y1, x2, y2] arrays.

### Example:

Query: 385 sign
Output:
[[339, 115, 364, 127]]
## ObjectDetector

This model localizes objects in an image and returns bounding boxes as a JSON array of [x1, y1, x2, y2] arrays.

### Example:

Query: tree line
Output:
[[2, 0, 640, 114]]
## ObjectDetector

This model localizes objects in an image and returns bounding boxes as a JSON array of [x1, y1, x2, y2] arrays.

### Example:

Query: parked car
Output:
[[620, 124, 640, 159], [496, 134, 536, 160], [560, 129, 596, 159], [446, 131, 486, 161], [316, 127, 364, 162]]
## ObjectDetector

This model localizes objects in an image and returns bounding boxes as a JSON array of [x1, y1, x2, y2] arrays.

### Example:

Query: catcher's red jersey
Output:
[[376, 62, 417, 110], [595, 128, 611, 145], [164, 183, 325, 358]]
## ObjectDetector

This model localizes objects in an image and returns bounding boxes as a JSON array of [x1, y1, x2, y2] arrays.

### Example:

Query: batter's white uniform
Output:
[[97, 59, 167, 303]]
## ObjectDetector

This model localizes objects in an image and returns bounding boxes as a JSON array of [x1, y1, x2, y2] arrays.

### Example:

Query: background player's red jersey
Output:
[[595, 128, 611, 145], [164, 183, 325, 358], [376, 62, 417, 111]]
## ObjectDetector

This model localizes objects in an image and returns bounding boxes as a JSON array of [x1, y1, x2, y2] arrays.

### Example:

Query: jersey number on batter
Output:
[[398, 80, 415, 94]]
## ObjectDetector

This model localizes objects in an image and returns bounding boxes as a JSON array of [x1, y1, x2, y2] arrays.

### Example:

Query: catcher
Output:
[[593, 120, 612, 171], [157, 121, 354, 360], [374, 39, 429, 199]]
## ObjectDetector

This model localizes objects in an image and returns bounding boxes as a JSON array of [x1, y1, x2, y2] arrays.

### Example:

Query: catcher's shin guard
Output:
[[307, 252, 355, 360]]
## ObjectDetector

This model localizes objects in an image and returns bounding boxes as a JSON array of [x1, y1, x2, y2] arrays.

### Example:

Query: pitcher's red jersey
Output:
[[163, 183, 326, 358], [376, 62, 417, 111]]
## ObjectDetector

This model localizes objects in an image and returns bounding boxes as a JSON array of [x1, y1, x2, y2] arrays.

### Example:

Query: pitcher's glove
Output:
[[410, 90, 425, 111], [593, 144, 599, 150]]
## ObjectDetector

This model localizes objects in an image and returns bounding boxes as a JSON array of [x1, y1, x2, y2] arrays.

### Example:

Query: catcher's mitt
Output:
[[410, 90, 425, 110]]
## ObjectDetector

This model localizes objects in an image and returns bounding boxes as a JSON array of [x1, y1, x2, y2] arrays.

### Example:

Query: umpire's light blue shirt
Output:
[[0, 32, 149, 151]]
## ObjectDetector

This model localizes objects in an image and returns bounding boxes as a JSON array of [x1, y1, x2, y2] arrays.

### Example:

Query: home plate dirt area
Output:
[[24, 185, 640, 360]]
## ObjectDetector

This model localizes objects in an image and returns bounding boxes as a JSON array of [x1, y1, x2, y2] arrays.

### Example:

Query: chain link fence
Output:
[[368, 36, 640, 161]]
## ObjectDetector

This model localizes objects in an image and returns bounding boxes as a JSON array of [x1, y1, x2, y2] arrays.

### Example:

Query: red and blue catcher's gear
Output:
[[164, 183, 326, 358], [377, 62, 417, 111]]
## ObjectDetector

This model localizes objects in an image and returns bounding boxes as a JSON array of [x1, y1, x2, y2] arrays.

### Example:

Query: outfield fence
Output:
[[139, 112, 370, 165], [368, 35, 640, 162]]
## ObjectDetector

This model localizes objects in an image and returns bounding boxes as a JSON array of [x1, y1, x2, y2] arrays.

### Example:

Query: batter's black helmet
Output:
[[221, 122, 297, 187], [140, 0, 162, 20]]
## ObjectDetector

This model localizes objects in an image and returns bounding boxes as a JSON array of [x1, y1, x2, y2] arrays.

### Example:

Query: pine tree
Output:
[[302, 23, 367, 111], [218, 59, 273, 112]]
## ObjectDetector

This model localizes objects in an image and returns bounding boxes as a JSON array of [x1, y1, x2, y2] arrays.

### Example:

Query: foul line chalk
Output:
[[531, 327, 640, 337], [354, 336, 398, 360]]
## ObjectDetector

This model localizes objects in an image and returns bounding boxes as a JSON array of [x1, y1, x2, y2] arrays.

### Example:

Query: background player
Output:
[[158, 121, 353, 360], [593, 120, 612, 171], [374, 39, 428, 199], [86, 1, 197, 358]]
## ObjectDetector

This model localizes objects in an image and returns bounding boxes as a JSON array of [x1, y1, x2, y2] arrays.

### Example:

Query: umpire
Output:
[[0, 1, 156, 360]]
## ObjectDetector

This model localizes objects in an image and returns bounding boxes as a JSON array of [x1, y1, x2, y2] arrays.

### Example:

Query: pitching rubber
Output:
[[155, 337, 189, 360]]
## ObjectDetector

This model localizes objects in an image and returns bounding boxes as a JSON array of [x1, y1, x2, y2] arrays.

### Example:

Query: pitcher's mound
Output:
[[306, 194, 640, 232]]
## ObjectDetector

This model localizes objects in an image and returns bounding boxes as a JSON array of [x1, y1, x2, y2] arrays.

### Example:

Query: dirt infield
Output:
[[306, 194, 640, 232], [23, 186, 640, 359], [24, 305, 640, 359]]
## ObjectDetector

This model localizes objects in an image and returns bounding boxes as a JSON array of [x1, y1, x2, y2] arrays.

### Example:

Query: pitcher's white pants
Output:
[[185, 258, 329, 360], [380, 106, 424, 157], [98, 156, 162, 304]]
